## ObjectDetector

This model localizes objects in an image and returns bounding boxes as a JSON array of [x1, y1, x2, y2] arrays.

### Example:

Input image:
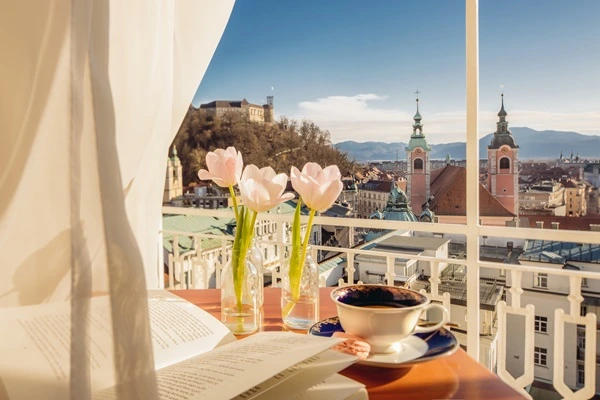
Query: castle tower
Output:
[[405, 92, 431, 214], [487, 93, 519, 215], [263, 96, 274, 123], [163, 145, 183, 203]]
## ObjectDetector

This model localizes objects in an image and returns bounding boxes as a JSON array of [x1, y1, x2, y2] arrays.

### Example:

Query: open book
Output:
[[0, 291, 367, 400]]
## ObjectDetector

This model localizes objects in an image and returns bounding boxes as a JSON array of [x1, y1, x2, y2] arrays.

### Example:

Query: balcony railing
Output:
[[161, 205, 599, 399]]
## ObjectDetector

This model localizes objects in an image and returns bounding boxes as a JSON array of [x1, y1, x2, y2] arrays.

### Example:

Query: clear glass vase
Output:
[[221, 248, 259, 335], [281, 245, 319, 329], [248, 240, 264, 307]]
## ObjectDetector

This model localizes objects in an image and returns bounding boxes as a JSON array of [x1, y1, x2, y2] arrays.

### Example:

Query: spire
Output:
[[413, 90, 422, 122], [488, 89, 518, 149], [445, 153, 451, 165], [171, 144, 180, 163], [411, 90, 424, 138], [498, 93, 507, 119]]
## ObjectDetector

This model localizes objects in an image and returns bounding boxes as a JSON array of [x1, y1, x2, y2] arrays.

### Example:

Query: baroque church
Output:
[[400, 93, 518, 225]]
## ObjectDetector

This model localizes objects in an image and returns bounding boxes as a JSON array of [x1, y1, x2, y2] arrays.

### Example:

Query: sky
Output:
[[193, 0, 600, 144]]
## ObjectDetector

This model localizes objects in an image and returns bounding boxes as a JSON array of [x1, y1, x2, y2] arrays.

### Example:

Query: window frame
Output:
[[534, 315, 548, 333], [534, 347, 548, 367], [534, 272, 548, 288], [577, 363, 585, 386]]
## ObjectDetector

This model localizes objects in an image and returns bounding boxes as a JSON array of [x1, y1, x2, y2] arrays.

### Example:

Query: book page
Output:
[[147, 291, 235, 369], [234, 350, 359, 400], [296, 374, 368, 400], [0, 290, 234, 400], [93, 332, 346, 400]]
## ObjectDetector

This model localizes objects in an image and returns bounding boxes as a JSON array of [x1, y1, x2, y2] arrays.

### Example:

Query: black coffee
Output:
[[352, 302, 409, 308]]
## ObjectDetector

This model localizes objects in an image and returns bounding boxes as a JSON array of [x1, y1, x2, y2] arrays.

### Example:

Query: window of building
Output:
[[534, 316, 548, 333], [534, 273, 548, 288], [414, 158, 424, 170], [577, 363, 585, 386], [581, 277, 588, 287], [499, 157, 510, 170], [534, 347, 547, 366], [581, 304, 587, 317]]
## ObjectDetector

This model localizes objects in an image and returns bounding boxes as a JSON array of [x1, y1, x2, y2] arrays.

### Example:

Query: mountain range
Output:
[[334, 127, 600, 162]]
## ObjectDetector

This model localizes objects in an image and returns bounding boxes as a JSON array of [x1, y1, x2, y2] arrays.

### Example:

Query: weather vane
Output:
[[500, 83, 504, 97], [415, 89, 420, 101]]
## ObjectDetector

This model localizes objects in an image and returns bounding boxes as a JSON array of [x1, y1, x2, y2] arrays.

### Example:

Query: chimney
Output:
[[536, 221, 544, 229], [551, 222, 560, 230], [590, 224, 600, 232]]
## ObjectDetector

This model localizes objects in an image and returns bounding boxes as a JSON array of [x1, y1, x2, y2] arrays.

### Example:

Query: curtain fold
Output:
[[0, 0, 235, 398]]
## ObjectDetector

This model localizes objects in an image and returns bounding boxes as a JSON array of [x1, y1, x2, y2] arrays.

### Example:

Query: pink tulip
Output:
[[198, 147, 243, 187], [291, 163, 343, 211], [238, 165, 295, 213]]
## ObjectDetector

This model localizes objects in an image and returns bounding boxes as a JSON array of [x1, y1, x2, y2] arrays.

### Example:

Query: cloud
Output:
[[293, 94, 600, 144]]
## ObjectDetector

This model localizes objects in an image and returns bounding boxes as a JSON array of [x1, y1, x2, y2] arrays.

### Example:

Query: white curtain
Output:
[[0, 0, 234, 398]]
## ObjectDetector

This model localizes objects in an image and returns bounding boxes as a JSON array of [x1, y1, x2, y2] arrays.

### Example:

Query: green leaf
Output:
[[288, 200, 303, 302]]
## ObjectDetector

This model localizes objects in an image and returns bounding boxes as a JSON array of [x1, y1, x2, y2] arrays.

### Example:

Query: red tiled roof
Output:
[[518, 215, 600, 231], [428, 165, 515, 217]]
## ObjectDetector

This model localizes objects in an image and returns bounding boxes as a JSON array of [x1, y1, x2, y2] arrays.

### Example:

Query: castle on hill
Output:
[[199, 96, 274, 124]]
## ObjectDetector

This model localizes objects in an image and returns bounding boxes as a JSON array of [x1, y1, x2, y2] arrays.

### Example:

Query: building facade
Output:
[[564, 180, 587, 217], [505, 240, 600, 394], [519, 181, 566, 216], [356, 180, 395, 218]]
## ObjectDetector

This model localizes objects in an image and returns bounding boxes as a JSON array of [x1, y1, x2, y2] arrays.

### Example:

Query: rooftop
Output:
[[519, 240, 600, 264], [428, 165, 515, 217]]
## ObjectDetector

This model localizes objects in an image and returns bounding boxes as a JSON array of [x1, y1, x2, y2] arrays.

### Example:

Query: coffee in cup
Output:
[[331, 284, 449, 354]]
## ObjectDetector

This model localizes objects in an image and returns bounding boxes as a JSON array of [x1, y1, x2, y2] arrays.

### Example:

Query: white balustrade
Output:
[[161, 205, 600, 399]]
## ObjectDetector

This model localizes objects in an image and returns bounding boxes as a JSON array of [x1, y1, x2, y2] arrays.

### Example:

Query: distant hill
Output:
[[334, 127, 600, 161], [173, 109, 354, 185]]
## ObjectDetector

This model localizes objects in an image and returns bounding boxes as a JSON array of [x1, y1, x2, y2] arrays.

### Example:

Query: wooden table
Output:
[[173, 288, 525, 400]]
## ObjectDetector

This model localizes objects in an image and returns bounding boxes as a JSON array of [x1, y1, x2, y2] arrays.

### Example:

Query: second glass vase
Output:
[[281, 245, 319, 330], [221, 248, 259, 335]]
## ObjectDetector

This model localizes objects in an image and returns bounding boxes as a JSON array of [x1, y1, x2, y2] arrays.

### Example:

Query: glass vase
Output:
[[281, 245, 319, 330], [221, 248, 259, 335], [248, 239, 264, 307]]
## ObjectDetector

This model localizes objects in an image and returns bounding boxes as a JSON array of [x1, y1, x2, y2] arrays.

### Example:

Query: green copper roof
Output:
[[405, 136, 432, 151], [163, 200, 299, 253]]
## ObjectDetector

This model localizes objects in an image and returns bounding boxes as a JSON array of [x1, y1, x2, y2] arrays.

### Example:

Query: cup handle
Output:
[[413, 303, 449, 334]]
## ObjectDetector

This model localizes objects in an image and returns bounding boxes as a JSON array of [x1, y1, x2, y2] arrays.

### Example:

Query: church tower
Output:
[[487, 93, 519, 215], [163, 145, 183, 203], [405, 93, 431, 214]]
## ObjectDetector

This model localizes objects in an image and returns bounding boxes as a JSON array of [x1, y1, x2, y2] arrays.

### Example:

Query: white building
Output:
[[505, 240, 600, 394]]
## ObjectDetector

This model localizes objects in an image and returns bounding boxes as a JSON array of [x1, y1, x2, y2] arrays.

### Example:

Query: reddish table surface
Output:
[[172, 288, 525, 400]]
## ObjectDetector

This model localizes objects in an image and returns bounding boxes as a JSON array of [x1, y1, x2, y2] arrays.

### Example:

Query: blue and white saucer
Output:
[[308, 316, 459, 368]]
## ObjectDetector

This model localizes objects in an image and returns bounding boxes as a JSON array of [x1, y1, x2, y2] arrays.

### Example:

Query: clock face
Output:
[[501, 147, 508, 153], [415, 148, 422, 154]]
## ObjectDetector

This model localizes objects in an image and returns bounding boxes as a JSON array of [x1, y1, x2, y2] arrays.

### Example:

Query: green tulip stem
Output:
[[283, 203, 316, 320], [300, 209, 316, 275], [229, 185, 239, 222]]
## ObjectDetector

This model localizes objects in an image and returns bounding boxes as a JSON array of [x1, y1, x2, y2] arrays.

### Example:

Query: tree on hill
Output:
[[172, 107, 355, 186]]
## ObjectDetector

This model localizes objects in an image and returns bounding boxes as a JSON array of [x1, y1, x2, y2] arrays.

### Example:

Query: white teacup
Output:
[[331, 284, 449, 354]]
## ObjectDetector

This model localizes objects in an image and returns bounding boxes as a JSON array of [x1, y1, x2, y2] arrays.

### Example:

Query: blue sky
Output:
[[193, 0, 600, 144]]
